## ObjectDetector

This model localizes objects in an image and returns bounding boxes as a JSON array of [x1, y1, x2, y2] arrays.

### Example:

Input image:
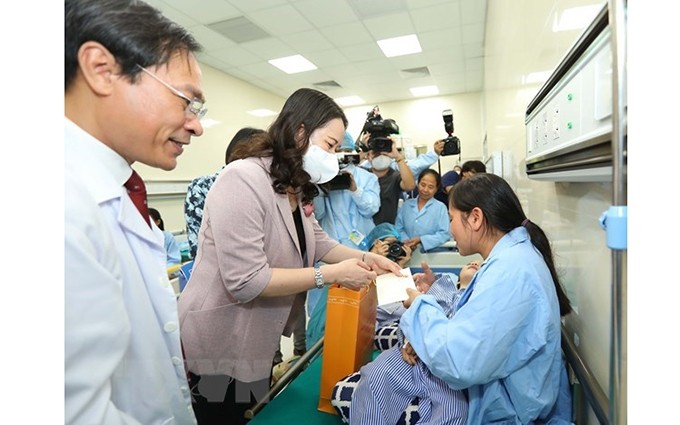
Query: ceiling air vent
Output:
[[208, 16, 270, 44], [313, 80, 343, 90], [400, 66, 431, 79]]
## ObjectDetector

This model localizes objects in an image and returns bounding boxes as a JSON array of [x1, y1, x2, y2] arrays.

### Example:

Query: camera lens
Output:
[[387, 241, 405, 260]]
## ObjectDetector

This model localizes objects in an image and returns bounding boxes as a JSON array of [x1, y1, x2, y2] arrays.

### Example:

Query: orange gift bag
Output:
[[318, 283, 377, 414]]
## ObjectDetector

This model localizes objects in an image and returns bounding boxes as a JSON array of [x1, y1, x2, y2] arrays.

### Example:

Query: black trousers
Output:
[[189, 372, 271, 425]]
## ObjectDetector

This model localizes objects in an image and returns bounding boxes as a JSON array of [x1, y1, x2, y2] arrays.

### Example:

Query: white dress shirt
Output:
[[64, 118, 196, 425]]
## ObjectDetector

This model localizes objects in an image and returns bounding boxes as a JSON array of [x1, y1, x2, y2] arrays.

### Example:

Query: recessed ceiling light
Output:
[[334, 96, 365, 106], [377, 34, 422, 58], [248, 109, 278, 117], [552, 5, 601, 32], [268, 54, 317, 74], [410, 85, 439, 97]]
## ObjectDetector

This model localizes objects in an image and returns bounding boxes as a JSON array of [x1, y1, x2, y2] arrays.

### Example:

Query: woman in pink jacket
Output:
[[178, 88, 401, 424]]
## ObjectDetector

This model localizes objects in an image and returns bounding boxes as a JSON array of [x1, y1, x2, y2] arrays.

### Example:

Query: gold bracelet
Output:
[[397, 158, 405, 163]]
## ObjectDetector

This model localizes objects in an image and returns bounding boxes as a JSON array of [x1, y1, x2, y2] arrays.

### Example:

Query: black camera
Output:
[[326, 173, 352, 191], [358, 106, 399, 153], [386, 240, 407, 262], [441, 109, 461, 156]]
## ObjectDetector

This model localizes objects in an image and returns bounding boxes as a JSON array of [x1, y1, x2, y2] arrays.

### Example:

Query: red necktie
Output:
[[124, 170, 151, 227]]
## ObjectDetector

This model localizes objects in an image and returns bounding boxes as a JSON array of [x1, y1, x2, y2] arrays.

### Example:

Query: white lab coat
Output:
[[64, 119, 196, 425]]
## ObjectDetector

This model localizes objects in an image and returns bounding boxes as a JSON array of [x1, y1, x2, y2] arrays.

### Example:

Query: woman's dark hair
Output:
[[418, 169, 442, 190], [230, 88, 348, 204], [148, 207, 164, 231], [225, 127, 266, 164], [450, 173, 572, 316], [65, 0, 202, 90], [460, 160, 486, 175]]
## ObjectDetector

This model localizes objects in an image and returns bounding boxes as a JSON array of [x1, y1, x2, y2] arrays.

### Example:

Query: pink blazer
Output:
[[178, 156, 338, 382]]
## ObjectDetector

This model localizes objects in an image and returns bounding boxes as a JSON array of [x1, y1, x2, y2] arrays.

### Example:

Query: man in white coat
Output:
[[64, 0, 206, 423]]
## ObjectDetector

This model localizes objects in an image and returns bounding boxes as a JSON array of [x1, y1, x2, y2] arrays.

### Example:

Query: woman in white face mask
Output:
[[178, 88, 403, 424]]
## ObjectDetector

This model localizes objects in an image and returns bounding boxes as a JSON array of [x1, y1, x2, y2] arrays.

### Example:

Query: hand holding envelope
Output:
[[375, 267, 416, 305]]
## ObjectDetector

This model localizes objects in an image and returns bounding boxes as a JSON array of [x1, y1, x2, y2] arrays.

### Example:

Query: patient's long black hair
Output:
[[450, 173, 572, 316]]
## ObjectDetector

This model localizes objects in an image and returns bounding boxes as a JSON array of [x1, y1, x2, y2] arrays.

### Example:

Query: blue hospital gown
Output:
[[339, 274, 468, 425], [400, 227, 572, 425]]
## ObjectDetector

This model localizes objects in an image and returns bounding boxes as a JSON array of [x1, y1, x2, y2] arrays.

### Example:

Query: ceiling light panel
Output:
[[334, 96, 365, 106], [410, 85, 439, 96], [268, 55, 318, 74], [377, 34, 423, 57]]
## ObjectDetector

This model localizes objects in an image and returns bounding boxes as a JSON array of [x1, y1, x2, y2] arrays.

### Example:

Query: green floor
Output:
[[249, 355, 344, 425]]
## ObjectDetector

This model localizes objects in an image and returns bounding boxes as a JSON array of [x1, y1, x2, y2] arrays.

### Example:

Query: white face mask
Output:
[[303, 144, 340, 183], [371, 155, 392, 171]]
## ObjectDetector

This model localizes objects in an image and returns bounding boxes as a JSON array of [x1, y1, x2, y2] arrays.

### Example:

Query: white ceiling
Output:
[[144, 0, 488, 105]]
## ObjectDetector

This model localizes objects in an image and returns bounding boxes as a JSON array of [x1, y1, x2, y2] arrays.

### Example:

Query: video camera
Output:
[[386, 240, 407, 262], [441, 109, 461, 156], [358, 106, 399, 153]]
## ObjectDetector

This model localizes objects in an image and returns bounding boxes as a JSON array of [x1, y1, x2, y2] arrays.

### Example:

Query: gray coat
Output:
[[178, 156, 338, 382]]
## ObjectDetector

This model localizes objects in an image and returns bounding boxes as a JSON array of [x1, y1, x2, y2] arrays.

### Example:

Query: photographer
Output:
[[360, 136, 445, 184], [313, 131, 380, 249], [365, 134, 416, 225]]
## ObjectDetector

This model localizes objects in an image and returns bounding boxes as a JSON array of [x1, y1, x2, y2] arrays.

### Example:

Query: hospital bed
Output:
[[246, 244, 610, 424], [247, 247, 482, 424]]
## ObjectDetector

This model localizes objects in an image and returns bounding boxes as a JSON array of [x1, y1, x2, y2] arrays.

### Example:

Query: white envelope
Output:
[[375, 267, 416, 305]]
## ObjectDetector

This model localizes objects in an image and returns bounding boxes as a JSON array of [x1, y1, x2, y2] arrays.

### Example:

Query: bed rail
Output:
[[561, 326, 609, 424], [244, 337, 325, 419]]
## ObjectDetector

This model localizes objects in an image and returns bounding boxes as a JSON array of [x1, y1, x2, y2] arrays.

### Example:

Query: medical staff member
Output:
[[149, 207, 182, 267], [397, 173, 573, 424], [313, 131, 380, 249], [64, 0, 205, 423], [178, 88, 402, 425], [395, 169, 452, 252]]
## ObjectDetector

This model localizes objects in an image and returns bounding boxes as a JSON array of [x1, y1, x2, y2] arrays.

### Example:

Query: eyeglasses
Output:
[[136, 65, 207, 119]]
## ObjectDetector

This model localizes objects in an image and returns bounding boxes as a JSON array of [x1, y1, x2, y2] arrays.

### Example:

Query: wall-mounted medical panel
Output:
[[525, 5, 624, 182]]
